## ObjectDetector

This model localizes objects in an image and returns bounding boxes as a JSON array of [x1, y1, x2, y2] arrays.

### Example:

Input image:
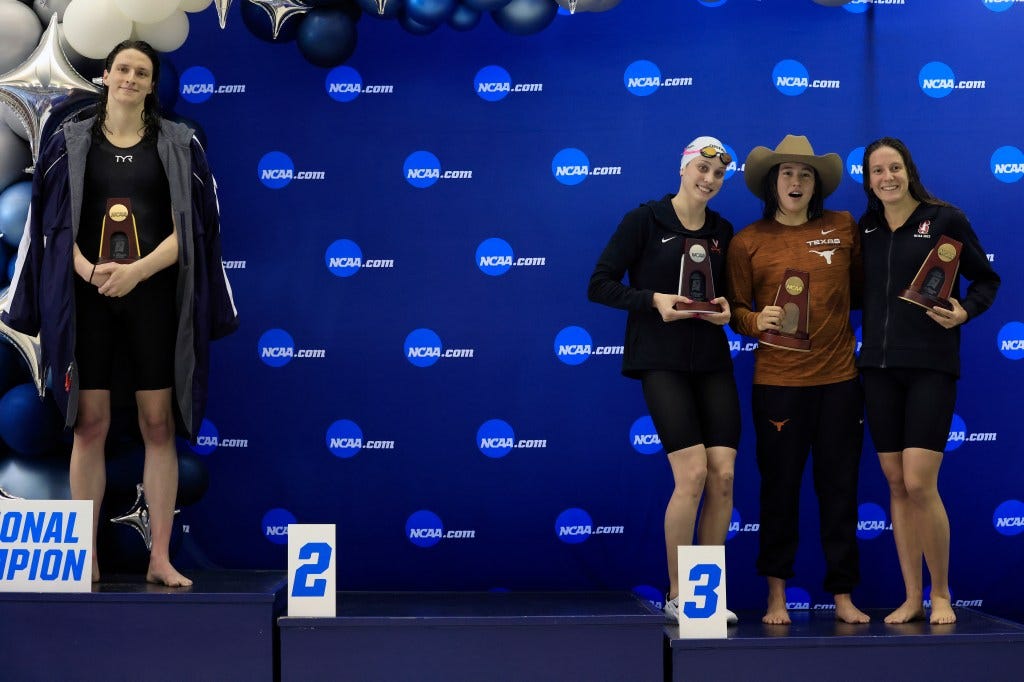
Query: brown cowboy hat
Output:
[[744, 134, 843, 200]]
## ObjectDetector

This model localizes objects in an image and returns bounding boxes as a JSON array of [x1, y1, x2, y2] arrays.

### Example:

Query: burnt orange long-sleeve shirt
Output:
[[725, 210, 861, 387]]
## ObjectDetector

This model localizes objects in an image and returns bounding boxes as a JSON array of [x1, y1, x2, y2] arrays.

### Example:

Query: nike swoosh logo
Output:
[[864, 227, 879, 234], [821, 228, 836, 235], [662, 236, 678, 243]]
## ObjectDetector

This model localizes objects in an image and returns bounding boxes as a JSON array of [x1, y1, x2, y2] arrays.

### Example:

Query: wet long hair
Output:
[[760, 164, 825, 222], [91, 40, 162, 141], [861, 137, 949, 223]]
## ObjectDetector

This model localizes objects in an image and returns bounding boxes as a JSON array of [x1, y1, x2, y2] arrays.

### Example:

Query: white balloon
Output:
[[1, 102, 29, 142], [113, 0, 179, 24], [63, 0, 133, 60], [0, 121, 32, 190], [133, 12, 190, 53], [178, 0, 213, 13], [32, 0, 74, 24], [0, 1, 44, 74]]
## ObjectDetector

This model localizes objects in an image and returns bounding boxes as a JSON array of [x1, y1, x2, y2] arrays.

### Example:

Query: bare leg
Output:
[[878, 450, 926, 623], [903, 448, 954, 624], [695, 446, 736, 546], [665, 444, 708, 599], [137, 389, 191, 587], [70, 390, 111, 582], [763, 576, 790, 624], [834, 592, 870, 623]]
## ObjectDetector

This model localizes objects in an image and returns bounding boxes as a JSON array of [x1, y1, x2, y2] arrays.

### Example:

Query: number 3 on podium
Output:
[[676, 545, 727, 638]]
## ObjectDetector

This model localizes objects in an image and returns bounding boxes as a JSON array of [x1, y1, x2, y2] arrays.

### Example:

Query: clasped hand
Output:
[[93, 261, 142, 297], [653, 292, 731, 326]]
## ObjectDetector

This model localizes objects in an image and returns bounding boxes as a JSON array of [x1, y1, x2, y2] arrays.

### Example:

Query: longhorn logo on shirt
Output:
[[810, 248, 837, 264], [917, 220, 931, 235], [769, 418, 790, 432]]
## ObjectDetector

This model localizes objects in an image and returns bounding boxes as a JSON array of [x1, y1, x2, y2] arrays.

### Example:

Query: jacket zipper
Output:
[[881, 229, 895, 368]]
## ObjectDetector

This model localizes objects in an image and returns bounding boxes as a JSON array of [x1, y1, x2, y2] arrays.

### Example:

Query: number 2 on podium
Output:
[[291, 542, 332, 597]]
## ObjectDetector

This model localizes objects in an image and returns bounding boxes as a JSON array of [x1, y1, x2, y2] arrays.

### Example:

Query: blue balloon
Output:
[[0, 383, 62, 457], [6, 253, 14, 282], [464, 0, 510, 10], [491, 0, 557, 34], [297, 9, 359, 68], [0, 456, 70, 500], [399, 9, 438, 33], [356, 0, 402, 19], [0, 181, 31, 249], [240, 0, 302, 43], [307, 0, 364, 21], [176, 451, 210, 507], [406, 0, 456, 25], [448, 4, 481, 29]]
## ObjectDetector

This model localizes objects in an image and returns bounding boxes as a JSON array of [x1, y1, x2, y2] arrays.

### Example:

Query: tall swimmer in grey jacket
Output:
[[589, 137, 739, 625]]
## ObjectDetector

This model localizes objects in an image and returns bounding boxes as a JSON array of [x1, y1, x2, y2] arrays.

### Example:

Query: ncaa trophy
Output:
[[760, 268, 811, 351], [899, 235, 962, 311], [674, 238, 723, 314], [98, 198, 141, 264]]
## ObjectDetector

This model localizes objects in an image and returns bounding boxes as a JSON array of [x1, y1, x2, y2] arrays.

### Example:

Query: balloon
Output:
[[240, 0, 306, 42], [57, 30, 106, 83], [307, 0, 364, 21], [0, 121, 31, 189], [0, 15, 101, 164], [355, 0, 401, 19], [463, 0, 509, 10], [214, 0, 233, 28], [0, 455, 70, 500], [133, 10, 190, 53], [297, 8, 358, 67], [399, 9, 438, 33], [176, 451, 210, 507], [554, 0, 620, 12], [63, 0, 134, 60], [244, 0, 311, 41], [179, 0, 214, 12], [0, 289, 44, 398], [491, 0, 558, 35], [448, 4, 480, 30], [0, 1, 44, 75], [32, 0, 74, 24], [406, 0, 455, 25], [0, 338, 31, 394], [113, 0, 179, 24], [0, 382, 62, 456], [0, 181, 32, 248]]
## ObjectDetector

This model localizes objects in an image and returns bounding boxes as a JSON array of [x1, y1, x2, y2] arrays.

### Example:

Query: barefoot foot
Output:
[[929, 595, 956, 624], [763, 594, 791, 624], [147, 560, 193, 587], [834, 593, 870, 623], [884, 600, 925, 624]]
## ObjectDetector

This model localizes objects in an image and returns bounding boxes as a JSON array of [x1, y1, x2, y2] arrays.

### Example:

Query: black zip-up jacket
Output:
[[588, 194, 734, 378], [857, 203, 999, 377]]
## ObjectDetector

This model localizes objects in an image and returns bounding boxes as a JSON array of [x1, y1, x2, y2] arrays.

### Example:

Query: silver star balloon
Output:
[[555, 0, 621, 13], [215, 0, 234, 28], [247, 0, 311, 40], [110, 483, 180, 552], [0, 14, 99, 166], [0, 486, 24, 500], [0, 287, 44, 398]]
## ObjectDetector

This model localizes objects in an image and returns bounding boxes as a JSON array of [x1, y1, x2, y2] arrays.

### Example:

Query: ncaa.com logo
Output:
[[993, 500, 1024, 536], [946, 413, 997, 452], [846, 146, 865, 183], [404, 328, 474, 367], [856, 502, 891, 540], [918, 62, 986, 99], [179, 66, 246, 104], [325, 65, 394, 102], [991, 146, 1024, 183], [406, 510, 476, 548], [190, 418, 248, 455], [476, 238, 546, 276], [257, 328, 327, 367], [551, 148, 622, 186], [474, 65, 542, 102], [629, 416, 661, 455], [727, 508, 759, 540], [477, 419, 547, 458], [554, 507, 624, 545], [326, 419, 395, 458], [403, 151, 472, 188], [257, 151, 326, 189], [998, 322, 1024, 359], [553, 326, 623, 365], [262, 508, 296, 545], [842, 0, 905, 13], [325, 239, 395, 277], [984, 0, 1023, 13], [772, 60, 840, 96], [725, 327, 758, 358], [623, 60, 693, 97]]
